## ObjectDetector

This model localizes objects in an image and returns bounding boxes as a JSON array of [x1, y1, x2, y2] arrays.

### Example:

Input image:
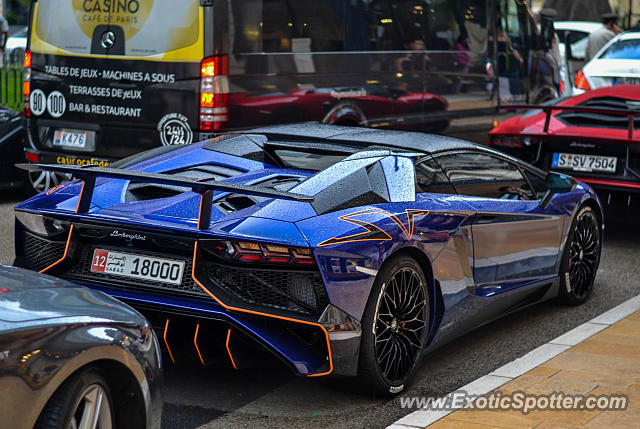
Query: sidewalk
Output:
[[426, 309, 640, 429]]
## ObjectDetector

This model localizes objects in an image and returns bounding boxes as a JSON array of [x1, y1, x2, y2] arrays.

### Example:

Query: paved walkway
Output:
[[426, 310, 640, 428]]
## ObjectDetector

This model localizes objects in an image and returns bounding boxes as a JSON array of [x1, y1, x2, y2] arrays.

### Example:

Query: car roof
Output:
[[612, 31, 640, 41], [244, 124, 479, 155], [553, 21, 603, 32]]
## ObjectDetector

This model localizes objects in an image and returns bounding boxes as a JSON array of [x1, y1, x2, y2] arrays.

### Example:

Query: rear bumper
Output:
[[13, 223, 363, 377], [71, 280, 364, 377], [497, 140, 640, 193], [87, 282, 332, 376], [574, 177, 640, 192]]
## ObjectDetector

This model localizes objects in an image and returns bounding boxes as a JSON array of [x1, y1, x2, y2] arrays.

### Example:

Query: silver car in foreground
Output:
[[0, 264, 163, 429]]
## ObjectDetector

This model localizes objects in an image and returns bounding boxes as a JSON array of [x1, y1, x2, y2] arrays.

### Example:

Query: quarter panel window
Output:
[[523, 169, 548, 199], [415, 158, 456, 194], [436, 152, 535, 200]]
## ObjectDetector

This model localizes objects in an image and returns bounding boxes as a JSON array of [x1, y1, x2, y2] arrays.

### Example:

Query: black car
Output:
[[0, 264, 162, 429], [0, 105, 26, 190]]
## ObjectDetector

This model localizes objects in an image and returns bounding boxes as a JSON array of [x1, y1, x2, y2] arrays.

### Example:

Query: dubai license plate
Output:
[[53, 130, 87, 148], [90, 249, 185, 285], [552, 153, 617, 173]]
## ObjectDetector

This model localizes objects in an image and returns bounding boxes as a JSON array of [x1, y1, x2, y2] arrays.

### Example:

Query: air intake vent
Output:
[[557, 97, 640, 129], [125, 164, 245, 203], [214, 175, 305, 214]]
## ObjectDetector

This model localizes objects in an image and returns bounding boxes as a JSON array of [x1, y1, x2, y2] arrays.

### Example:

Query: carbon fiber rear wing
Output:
[[17, 163, 314, 230], [500, 104, 640, 138]]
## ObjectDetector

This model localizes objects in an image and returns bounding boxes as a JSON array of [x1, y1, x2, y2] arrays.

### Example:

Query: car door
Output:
[[434, 151, 565, 296]]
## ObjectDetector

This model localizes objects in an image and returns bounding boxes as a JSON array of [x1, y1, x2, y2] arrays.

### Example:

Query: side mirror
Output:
[[540, 172, 575, 208]]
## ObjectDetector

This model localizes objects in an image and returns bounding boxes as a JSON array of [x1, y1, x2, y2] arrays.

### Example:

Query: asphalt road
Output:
[[2, 191, 640, 429]]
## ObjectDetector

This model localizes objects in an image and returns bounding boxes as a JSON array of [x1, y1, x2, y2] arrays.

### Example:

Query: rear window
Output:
[[273, 149, 348, 171], [32, 0, 200, 56], [600, 38, 640, 60]]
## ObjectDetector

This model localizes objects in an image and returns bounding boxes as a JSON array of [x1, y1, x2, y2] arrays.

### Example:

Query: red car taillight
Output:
[[200, 56, 229, 132], [490, 135, 540, 148], [23, 50, 31, 117], [575, 70, 591, 90], [204, 240, 316, 266]]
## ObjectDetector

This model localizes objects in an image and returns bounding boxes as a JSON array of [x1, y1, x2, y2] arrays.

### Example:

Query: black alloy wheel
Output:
[[358, 256, 429, 396], [559, 205, 601, 305]]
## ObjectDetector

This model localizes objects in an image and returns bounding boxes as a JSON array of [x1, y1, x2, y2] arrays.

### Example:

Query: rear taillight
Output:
[[204, 240, 316, 266], [200, 56, 229, 132], [490, 135, 540, 148], [23, 50, 31, 117], [490, 135, 522, 148], [575, 70, 591, 90]]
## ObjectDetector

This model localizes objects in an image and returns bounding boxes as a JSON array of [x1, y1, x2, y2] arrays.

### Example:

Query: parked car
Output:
[[0, 264, 163, 429], [574, 31, 640, 93], [490, 85, 640, 194], [0, 105, 27, 190], [14, 124, 603, 395], [554, 21, 603, 63], [554, 21, 603, 93]]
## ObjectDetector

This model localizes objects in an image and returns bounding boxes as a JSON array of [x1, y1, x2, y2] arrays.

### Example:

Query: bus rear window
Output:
[[32, 0, 200, 57]]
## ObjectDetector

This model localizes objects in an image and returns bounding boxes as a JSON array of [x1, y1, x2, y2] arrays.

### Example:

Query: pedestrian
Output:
[[586, 13, 622, 61], [0, 14, 9, 69], [454, 35, 471, 93]]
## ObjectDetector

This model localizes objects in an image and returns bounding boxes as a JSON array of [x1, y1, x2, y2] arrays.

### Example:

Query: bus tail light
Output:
[[200, 56, 229, 132], [574, 70, 591, 90], [23, 50, 32, 117]]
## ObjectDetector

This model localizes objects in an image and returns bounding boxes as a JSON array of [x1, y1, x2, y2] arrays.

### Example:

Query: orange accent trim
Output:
[[163, 319, 176, 364], [39, 176, 94, 274], [75, 181, 86, 214], [318, 208, 429, 247], [197, 194, 204, 229], [39, 225, 74, 274], [225, 328, 237, 370], [45, 184, 65, 195], [191, 241, 333, 377], [194, 324, 205, 366]]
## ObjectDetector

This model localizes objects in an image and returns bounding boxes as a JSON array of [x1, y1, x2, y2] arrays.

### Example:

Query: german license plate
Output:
[[53, 130, 87, 148], [552, 153, 617, 173], [90, 249, 185, 285]]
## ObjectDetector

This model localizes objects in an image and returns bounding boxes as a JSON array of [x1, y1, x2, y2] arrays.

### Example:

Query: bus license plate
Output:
[[552, 153, 617, 173], [90, 249, 185, 285], [53, 130, 87, 148]]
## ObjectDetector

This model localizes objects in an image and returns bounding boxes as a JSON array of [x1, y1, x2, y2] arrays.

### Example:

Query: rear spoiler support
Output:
[[500, 104, 640, 139], [17, 163, 314, 230]]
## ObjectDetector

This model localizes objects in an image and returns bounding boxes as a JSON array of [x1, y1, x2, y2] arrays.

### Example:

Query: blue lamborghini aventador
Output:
[[13, 125, 603, 395]]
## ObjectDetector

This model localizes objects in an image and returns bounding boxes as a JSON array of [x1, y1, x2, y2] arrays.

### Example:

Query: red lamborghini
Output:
[[490, 85, 640, 194]]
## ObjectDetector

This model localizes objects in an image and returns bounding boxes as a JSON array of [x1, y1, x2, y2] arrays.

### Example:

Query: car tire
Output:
[[558, 205, 601, 305], [36, 367, 114, 429], [358, 255, 430, 397]]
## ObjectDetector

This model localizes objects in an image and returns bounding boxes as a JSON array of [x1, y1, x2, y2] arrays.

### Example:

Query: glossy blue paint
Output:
[[83, 283, 328, 375], [13, 128, 604, 378]]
